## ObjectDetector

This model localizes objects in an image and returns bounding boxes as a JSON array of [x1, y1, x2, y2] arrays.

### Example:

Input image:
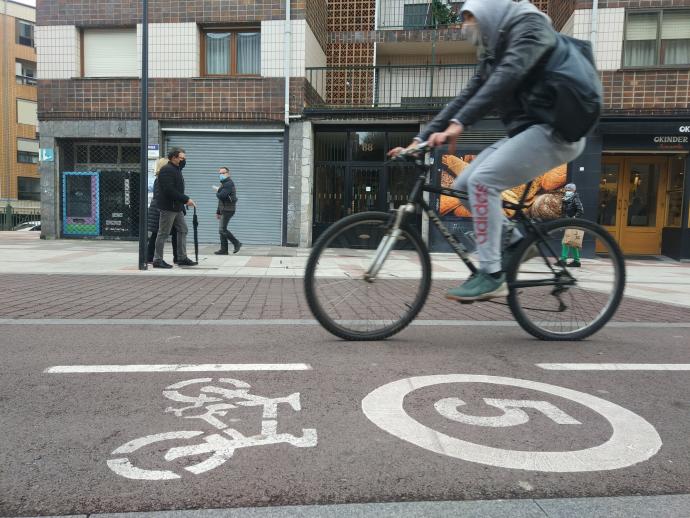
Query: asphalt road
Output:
[[2, 321, 690, 517]]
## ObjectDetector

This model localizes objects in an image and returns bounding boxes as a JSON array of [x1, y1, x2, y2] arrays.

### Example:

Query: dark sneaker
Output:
[[214, 250, 229, 255], [567, 260, 581, 268], [176, 258, 198, 266], [152, 259, 173, 269], [446, 272, 508, 302], [233, 242, 242, 254]]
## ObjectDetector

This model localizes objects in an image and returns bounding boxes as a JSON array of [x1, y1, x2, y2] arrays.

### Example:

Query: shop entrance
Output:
[[599, 155, 686, 255], [313, 128, 421, 241]]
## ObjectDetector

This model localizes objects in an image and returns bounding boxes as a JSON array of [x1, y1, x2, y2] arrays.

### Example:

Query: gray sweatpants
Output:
[[453, 124, 586, 274], [154, 209, 189, 262]]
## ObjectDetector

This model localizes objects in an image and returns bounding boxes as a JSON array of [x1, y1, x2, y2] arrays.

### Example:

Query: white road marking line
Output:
[[44, 363, 312, 374], [2, 318, 689, 327], [537, 363, 690, 371]]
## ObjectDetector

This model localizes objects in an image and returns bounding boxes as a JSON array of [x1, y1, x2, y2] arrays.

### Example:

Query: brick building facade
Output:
[[1, 0, 38, 218], [37, 0, 690, 258]]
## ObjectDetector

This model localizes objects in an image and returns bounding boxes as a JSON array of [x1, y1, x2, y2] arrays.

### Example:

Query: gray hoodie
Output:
[[462, 0, 552, 53]]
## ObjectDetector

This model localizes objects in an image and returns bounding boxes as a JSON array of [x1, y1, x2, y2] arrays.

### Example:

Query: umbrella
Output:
[[192, 206, 199, 263]]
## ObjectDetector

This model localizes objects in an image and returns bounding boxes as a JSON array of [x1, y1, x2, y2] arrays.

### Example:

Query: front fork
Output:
[[363, 203, 415, 282]]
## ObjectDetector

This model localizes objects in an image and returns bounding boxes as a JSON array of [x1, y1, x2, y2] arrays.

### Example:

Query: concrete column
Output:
[[287, 120, 314, 247]]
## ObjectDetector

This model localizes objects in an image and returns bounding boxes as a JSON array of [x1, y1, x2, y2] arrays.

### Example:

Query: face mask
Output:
[[461, 22, 482, 47], [179, 159, 186, 169], [219, 174, 227, 182], [564, 191, 575, 200]]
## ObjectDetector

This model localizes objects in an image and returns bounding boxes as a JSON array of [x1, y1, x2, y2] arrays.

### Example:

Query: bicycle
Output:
[[304, 142, 625, 341]]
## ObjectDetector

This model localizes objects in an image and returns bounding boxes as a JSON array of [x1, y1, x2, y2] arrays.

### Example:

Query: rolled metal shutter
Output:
[[164, 132, 284, 245]]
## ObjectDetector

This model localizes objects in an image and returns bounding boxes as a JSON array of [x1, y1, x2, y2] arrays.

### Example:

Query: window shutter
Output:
[[17, 139, 39, 153], [662, 11, 690, 40], [626, 13, 658, 41], [84, 29, 137, 77], [16, 99, 37, 126]]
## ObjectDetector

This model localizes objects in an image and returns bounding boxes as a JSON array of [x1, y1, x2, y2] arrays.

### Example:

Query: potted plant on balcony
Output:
[[431, 0, 461, 28]]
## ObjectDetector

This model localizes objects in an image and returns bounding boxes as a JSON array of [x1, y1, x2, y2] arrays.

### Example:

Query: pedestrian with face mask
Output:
[[213, 167, 242, 255], [560, 183, 584, 267], [146, 157, 179, 264], [153, 147, 198, 268], [389, 0, 597, 301]]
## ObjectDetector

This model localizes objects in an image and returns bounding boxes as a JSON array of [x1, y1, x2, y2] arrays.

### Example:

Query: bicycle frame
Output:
[[365, 155, 576, 288]]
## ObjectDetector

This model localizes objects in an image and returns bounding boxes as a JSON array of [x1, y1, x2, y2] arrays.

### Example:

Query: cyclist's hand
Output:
[[387, 147, 405, 158], [429, 122, 464, 148]]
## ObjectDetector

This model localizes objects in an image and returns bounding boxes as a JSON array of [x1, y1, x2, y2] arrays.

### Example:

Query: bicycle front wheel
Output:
[[304, 211, 431, 341], [507, 218, 625, 341]]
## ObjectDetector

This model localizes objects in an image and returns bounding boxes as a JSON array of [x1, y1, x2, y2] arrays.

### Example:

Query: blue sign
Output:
[[39, 148, 54, 162]]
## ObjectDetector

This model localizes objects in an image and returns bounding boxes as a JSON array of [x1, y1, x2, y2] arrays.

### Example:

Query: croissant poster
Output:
[[438, 153, 569, 220]]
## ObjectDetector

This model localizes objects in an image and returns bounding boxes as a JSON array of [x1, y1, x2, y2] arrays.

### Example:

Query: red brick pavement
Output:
[[1, 274, 688, 323]]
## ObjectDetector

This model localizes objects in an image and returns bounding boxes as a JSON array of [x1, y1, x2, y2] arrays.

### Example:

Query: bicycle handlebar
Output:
[[385, 142, 432, 165]]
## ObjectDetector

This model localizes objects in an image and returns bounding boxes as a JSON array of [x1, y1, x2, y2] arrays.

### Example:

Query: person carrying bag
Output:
[[560, 183, 584, 267]]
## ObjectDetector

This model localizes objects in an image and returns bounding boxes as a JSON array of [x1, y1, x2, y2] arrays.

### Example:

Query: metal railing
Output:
[[378, 0, 464, 29], [305, 64, 478, 110], [16, 74, 37, 86], [0, 204, 41, 231]]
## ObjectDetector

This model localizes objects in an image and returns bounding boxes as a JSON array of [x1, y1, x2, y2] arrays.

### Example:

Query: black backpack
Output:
[[521, 34, 602, 142]]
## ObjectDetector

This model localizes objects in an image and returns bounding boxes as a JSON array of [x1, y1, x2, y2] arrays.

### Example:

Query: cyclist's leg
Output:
[[453, 138, 523, 248], [447, 125, 585, 301]]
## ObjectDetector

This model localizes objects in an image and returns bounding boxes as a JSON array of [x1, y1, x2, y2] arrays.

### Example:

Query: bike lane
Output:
[[1, 322, 690, 516]]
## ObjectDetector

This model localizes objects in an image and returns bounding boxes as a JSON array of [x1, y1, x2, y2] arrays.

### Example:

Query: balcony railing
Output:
[[305, 64, 478, 110], [16, 75, 37, 86], [378, 0, 464, 30]]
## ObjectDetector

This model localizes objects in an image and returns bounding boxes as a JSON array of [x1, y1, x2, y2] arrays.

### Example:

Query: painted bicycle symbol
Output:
[[108, 378, 317, 480]]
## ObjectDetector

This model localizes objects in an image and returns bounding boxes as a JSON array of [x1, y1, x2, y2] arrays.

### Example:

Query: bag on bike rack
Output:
[[562, 228, 584, 248]]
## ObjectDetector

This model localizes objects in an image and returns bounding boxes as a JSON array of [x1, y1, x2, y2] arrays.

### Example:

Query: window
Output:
[[16, 99, 37, 126], [18, 177, 40, 201], [17, 139, 39, 164], [15, 60, 37, 85], [665, 156, 686, 227], [403, 4, 433, 29], [202, 29, 261, 76], [83, 29, 137, 77], [16, 19, 34, 47], [624, 10, 690, 67]]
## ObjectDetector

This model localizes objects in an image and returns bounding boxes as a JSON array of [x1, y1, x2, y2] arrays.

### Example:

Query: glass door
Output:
[[598, 156, 668, 255], [619, 157, 667, 255]]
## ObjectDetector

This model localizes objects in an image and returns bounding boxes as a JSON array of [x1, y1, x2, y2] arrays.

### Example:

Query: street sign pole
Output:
[[138, 0, 149, 270]]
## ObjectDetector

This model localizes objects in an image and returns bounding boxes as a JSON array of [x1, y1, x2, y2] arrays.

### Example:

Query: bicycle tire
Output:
[[506, 218, 626, 341], [304, 211, 432, 341]]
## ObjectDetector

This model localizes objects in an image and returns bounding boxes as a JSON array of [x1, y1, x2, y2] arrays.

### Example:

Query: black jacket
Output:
[[155, 162, 189, 212], [562, 193, 584, 218], [216, 178, 237, 214], [417, 12, 557, 140]]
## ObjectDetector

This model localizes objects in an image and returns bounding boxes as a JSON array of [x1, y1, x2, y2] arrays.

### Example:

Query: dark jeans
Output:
[[219, 211, 240, 251], [147, 228, 178, 262]]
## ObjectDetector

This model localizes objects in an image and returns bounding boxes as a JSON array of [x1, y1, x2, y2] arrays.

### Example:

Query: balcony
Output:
[[304, 64, 478, 111], [378, 0, 464, 30]]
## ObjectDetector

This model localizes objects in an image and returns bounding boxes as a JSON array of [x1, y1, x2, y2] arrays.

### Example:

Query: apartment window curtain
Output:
[[236, 32, 260, 75], [206, 33, 230, 75], [624, 13, 658, 66], [662, 11, 690, 65]]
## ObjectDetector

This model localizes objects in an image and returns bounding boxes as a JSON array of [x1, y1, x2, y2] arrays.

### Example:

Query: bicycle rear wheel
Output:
[[304, 211, 431, 341], [507, 218, 625, 341]]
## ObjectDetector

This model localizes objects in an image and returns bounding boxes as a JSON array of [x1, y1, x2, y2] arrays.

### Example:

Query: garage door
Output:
[[165, 132, 284, 245]]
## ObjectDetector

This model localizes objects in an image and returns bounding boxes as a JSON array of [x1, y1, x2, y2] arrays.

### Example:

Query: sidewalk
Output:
[[2, 232, 689, 308], [12, 493, 690, 518]]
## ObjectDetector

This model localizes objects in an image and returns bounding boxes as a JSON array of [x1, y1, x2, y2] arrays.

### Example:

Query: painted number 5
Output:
[[435, 398, 582, 428]]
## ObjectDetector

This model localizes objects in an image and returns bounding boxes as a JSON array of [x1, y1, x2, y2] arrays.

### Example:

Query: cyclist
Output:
[[389, 0, 586, 302]]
